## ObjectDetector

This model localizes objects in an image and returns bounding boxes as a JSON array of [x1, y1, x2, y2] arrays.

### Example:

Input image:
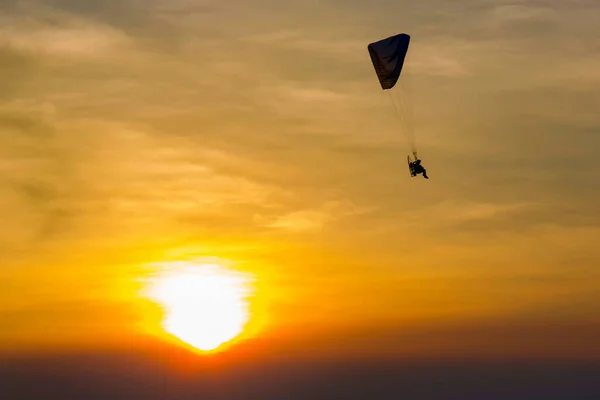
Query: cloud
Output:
[[3, 25, 129, 59], [408, 40, 471, 77], [0, 3, 131, 59], [254, 200, 365, 233], [264, 209, 333, 233], [485, 4, 559, 26]]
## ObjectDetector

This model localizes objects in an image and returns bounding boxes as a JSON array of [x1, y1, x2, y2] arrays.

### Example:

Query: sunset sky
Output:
[[1, 0, 600, 397]]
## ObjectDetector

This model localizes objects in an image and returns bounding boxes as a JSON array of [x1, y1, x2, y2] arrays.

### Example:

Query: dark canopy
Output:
[[367, 33, 410, 90]]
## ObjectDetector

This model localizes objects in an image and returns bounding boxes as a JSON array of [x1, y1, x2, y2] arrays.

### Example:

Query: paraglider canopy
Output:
[[367, 33, 410, 90]]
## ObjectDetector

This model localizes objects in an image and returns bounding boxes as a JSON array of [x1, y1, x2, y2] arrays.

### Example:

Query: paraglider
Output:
[[368, 33, 430, 179], [407, 152, 428, 179]]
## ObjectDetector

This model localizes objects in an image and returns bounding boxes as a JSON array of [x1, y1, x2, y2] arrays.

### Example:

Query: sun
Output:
[[144, 261, 254, 352]]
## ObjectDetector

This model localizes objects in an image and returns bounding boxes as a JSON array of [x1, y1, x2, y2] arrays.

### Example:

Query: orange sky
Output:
[[1, 0, 600, 362]]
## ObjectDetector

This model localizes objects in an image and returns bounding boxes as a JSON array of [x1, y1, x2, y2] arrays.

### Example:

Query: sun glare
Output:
[[145, 261, 254, 352]]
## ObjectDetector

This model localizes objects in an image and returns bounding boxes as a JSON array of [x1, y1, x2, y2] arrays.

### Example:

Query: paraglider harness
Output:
[[408, 152, 429, 179]]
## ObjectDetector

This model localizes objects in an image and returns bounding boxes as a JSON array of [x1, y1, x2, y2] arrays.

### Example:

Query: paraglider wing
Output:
[[367, 33, 410, 90]]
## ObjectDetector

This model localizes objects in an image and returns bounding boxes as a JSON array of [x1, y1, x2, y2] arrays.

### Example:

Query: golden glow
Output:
[[2, 0, 600, 364], [144, 261, 254, 352]]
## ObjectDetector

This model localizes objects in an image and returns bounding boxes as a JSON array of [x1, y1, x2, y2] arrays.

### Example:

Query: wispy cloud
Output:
[[2, 23, 129, 59]]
